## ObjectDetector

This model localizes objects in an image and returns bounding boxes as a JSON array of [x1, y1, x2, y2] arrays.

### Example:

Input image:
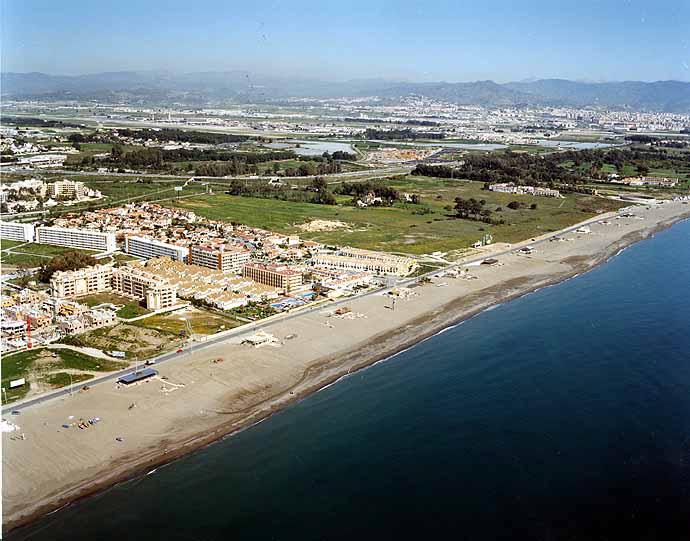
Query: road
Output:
[[1, 166, 412, 183], [1, 210, 618, 414]]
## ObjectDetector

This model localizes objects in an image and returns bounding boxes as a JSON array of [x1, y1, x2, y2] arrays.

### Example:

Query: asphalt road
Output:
[[1, 210, 616, 414]]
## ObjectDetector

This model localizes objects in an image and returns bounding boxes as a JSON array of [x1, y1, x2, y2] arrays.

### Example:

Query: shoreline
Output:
[[4, 205, 690, 535]]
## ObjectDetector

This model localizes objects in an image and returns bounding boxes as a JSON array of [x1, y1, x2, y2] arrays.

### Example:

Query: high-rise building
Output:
[[0, 221, 35, 242], [35, 226, 116, 252]]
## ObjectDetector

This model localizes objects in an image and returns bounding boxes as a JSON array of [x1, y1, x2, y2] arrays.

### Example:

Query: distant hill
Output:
[[2, 71, 689, 112], [504, 79, 690, 112]]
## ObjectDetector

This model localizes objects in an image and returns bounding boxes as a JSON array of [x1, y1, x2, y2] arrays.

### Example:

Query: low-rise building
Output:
[[313, 247, 417, 276]]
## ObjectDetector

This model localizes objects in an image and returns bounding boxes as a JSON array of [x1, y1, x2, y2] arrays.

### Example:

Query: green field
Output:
[[1, 348, 127, 403], [0, 241, 98, 267], [78, 292, 136, 307], [165, 175, 625, 255], [75, 291, 149, 318], [116, 303, 150, 319]]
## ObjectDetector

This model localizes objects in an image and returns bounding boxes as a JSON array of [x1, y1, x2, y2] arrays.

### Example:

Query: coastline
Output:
[[4, 203, 690, 535]]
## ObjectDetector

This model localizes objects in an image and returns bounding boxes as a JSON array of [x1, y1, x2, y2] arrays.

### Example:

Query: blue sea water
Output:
[[8, 219, 690, 540]]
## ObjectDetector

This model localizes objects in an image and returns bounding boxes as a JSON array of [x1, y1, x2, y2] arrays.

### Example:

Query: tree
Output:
[[637, 163, 650, 176], [530, 203, 538, 210], [39, 251, 98, 283], [507, 201, 521, 210]]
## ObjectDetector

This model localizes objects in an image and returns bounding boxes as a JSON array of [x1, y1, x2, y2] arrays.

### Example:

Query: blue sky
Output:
[[2, 0, 689, 82]]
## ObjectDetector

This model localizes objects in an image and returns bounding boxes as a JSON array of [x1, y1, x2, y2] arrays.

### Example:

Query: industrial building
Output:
[[125, 236, 188, 262], [35, 226, 116, 252]]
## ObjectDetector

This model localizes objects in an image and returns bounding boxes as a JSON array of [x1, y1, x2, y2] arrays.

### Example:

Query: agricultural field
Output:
[[165, 175, 626, 255], [1, 347, 128, 403]]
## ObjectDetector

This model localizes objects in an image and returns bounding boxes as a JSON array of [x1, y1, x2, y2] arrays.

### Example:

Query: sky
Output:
[[2, 0, 689, 82]]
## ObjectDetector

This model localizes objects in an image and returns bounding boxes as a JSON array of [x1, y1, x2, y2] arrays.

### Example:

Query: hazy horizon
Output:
[[2, 0, 689, 83]]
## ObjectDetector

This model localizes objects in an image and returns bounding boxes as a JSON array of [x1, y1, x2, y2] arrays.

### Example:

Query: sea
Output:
[[8, 218, 690, 541]]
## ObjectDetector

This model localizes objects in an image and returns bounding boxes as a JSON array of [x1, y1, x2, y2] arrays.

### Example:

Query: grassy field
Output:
[[1, 348, 127, 403], [0, 242, 98, 267], [132, 308, 241, 335], [75, 292, 149, 318], [78, 292, 136, 307], [165, 175, 626, 255]]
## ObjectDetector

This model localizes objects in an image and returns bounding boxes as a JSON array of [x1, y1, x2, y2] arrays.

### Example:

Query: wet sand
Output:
[[3, 200, 690, 534]]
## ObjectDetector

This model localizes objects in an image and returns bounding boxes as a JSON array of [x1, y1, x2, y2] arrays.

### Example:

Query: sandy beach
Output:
[[3, 200, 690, 534]]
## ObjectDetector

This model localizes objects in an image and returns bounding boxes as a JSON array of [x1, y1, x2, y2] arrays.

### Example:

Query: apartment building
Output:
[[36, 226, 116, 252], [488, 183, 561, 198], [111, 266, 177, 310], [242, 263, 303, 293], [49, 179, 88, 199], [0, 221, 35, 242], [189, 243, 250, 273], [313, 247, 418, 276], [125, 236, 188, 262], [50, 265, 113, 298]]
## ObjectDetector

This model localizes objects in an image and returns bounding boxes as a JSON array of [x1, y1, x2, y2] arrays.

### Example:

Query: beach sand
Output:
[[3, 200, 690, 533]]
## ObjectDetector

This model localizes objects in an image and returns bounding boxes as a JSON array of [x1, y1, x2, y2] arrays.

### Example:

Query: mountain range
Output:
[[2, 71, 689, 112]]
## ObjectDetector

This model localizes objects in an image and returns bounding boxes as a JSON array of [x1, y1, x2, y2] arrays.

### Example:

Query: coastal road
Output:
[[1, 208, 628, 414]]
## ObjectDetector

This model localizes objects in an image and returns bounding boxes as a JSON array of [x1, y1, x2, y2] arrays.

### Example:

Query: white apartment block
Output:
[[36, 226, 116, 252], [0, 221, 36, 242], [50, 265, 113, 299], [125, 236, 188, 262], [189, 244, 250, 273], [488, 183, 561, 198], [49, 179, 88, 199]]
